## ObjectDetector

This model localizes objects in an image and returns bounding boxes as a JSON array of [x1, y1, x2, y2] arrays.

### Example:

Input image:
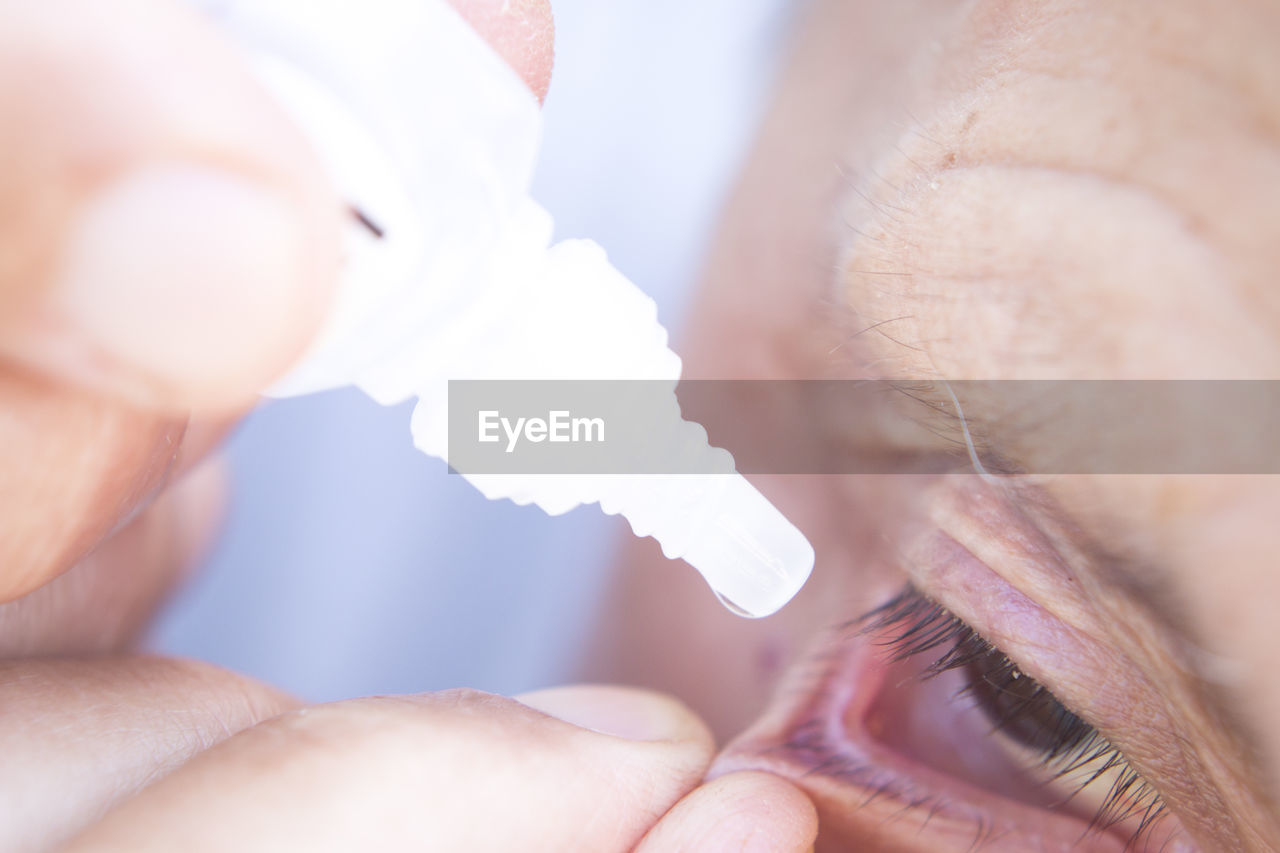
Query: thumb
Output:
[[0, 0, 343, 411], [64, 686, 715, 852], [0, 0, 556, 412]]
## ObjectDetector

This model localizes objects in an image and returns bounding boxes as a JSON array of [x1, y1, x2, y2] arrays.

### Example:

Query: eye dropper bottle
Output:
[[201, 0, 815, 617]]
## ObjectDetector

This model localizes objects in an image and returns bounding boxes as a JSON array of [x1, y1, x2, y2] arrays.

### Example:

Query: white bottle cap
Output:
[[201, 0, 815, 617]]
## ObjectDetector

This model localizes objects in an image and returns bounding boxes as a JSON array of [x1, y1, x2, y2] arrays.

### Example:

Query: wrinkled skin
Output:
[[587, 1, 1280, 850]]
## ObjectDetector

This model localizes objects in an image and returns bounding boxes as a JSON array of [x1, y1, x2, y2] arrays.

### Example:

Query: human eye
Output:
[[712, 553, 1198, 852], [862, 585, 1169, 844], [710, 467, 1280, 851]]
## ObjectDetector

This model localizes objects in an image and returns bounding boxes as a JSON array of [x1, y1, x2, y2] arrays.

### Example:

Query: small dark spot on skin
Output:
[[757, 640, 787, 680], [944, 151, 959, 167]]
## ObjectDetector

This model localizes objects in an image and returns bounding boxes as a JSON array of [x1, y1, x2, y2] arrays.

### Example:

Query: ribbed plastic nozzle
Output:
[[597, 473, 814, 618], [207, 0, 817, 617]]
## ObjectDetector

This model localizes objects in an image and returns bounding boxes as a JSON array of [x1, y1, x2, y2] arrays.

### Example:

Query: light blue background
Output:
[[151, 0, 794, 702]]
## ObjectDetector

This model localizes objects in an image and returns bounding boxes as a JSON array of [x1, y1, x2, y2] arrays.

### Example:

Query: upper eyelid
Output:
[[861, 585, 1078, 710], [900, 509, 1194, 751], [921, 474, 1272, 786], [861, 560, 1144, 770], [904, 519, 1155, 734], [898, 500, 1278, 846]]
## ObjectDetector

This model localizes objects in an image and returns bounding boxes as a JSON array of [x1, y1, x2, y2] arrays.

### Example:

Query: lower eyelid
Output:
[[712, 606, 1190, 853], [714, 625, 1141, 852]]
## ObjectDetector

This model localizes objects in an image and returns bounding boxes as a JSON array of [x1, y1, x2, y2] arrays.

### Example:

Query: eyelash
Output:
[[860, 586, 1169, 845]]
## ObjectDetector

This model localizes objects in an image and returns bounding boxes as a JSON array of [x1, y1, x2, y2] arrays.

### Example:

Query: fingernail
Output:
[[517, 685, 708, 743], [46, 164, 315, 409]]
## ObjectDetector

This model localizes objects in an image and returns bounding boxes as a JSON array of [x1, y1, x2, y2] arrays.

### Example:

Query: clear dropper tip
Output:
[[680, 475, 815, 618]]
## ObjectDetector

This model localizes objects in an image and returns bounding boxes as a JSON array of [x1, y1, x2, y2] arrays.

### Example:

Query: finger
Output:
[[0, 455, 226, 657], [635, 771, 819, 853], [0, 368, 188, 602], [66, 686, 715, 853], [0, 0, 343, 412], [0, 0, 550, 601], [446, 0, 555, 103], [0, 0, 555, 413], [0, 656, 298, 853]]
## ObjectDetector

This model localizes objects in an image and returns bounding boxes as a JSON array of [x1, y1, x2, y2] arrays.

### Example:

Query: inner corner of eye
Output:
[[843, 585, 1172, 845]]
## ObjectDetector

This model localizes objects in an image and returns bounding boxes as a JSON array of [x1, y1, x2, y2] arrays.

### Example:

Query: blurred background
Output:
[[150, 0, 797, 702]]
